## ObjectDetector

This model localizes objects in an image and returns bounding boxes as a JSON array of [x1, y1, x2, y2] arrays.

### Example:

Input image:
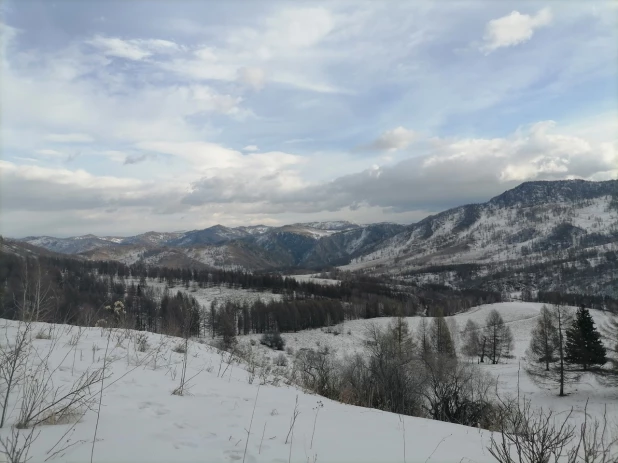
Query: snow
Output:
[[129, 278, 283, 308], [344, 196, 618, 279], [0, 320, 497, 463], [1, 302, 616, 462], [289, 274, 341, 286], [238, 302, 618, 430]]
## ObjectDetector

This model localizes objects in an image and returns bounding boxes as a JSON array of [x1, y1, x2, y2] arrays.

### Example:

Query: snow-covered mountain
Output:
[[15, 180, 618, 295], [347, 179, 618, 296], [291, 220, 360, 231], [18, 221, 403, 270]]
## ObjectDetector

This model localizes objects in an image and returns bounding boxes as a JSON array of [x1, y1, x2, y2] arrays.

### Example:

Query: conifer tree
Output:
[[528, 305, 559, 371], [565, 306, 606, 371], [484, 310, 513, 364], [430, 312, 456, 358]]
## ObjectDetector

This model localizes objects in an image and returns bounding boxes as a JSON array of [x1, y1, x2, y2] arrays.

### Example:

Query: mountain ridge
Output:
[[14, 180, 618, 296]]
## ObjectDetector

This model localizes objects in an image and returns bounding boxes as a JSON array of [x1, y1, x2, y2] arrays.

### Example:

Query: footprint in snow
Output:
[[223, 450, 242, 461]]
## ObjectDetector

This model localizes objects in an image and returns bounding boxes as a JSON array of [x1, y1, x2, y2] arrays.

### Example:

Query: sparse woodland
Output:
[[2, 250, 618, 462]]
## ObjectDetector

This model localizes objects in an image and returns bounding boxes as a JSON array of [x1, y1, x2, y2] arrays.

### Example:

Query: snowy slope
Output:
[[238, 302, 618, 428], [2, 302, 616, 462], [0, 320, 496, 463], [345, 181, 618, 296]]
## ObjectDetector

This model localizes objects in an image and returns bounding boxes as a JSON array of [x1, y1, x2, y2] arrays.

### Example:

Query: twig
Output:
[[90, 331, 111, 463], [259, 421, 267, 454], [243, 386, 260, 463], [425, 434, 452, 463]]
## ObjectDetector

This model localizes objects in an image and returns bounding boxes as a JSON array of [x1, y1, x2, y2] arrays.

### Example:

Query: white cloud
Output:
[[87, 36, 181, 60], [237, 67, 266, 90], [88, 36, 152, 60], [183, 118, 617, 213], [45, 133, 94, 143], [481, 8, 552, 53], [359, 127, 416, 152], [263, 8, 334, 49], [34, 149, 65, 157], [242, 145, 259, 152]]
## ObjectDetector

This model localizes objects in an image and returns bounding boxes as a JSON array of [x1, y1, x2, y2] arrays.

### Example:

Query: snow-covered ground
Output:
[[130, 278, 282, 308], [238, 302, 618, 429], [1, 302, 616, 462], [0, 320, 496, 463], [289, 274, 341, 286]]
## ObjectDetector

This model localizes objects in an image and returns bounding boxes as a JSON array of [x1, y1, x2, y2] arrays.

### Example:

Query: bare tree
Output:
[[528, 305, 559, 371], [485, 310, 514, 364], [526, 304, 579, 397], [461, 319, 483, 361]]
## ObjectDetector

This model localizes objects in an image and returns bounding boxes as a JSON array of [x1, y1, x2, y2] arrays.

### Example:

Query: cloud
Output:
[[182, 119, 617, 213], [357, 127, 416, 152], [1, 2, 616, 236], [481, 8, 552, 53], [34, 149, 65, 158], [45, 133, 94, 143], [87, 36, 181, 60], [237, 67, 266, 91], [124, 153, 157, 165]]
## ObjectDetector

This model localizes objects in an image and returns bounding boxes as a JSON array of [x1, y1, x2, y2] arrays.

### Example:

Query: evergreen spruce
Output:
[[565, 305, 607, 371]]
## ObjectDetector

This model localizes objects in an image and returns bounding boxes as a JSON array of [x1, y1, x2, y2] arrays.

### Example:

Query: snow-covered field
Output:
[[238, 303, 618, 429], [131, 278, 282, 308], [0, 320, 496, 463], [289, 274, 341, 286], [1, 302, 616, 462]]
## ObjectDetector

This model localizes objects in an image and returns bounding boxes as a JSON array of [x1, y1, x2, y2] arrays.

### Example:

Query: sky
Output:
[[1, 1, 617, 238]]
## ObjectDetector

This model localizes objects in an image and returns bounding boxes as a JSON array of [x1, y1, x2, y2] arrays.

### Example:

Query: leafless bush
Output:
[[172, 342, 187, 354], [234, 345, 259, 384], [135, 333, 149, 352], [34, 328, 52, 340], [172, 336, 189, 396], [16, 367, 105, 428], [67, 327, 85, 346], [0, 323, 32, 428], [568, 403, 618, 463], [274, 353, 288, 367], [258, 363, 273, 386], [0, 426, 40, 463], [294, 347, 338, 399], [421, 355, 499, 428], [489, 398, 576, 463]]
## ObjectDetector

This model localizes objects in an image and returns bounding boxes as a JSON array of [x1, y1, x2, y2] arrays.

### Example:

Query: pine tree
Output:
[[417, 317, 431, 358], [565, 306, 607, 371], [430, 313, 456, 358], [528, 305, 559, 371], [389, 315, 414, 360]]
